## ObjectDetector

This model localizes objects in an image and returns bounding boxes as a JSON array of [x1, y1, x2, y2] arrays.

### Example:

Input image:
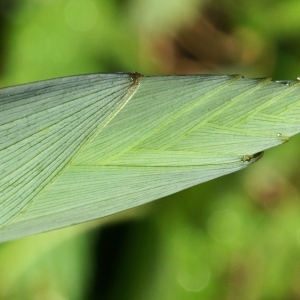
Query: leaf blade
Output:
[[0, 74, 299, 241]]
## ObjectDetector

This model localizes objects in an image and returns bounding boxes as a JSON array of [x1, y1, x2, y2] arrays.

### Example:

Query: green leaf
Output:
[[1, 73, 300, 242]]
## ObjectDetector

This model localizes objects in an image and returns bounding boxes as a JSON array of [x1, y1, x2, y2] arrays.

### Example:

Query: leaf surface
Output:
[[0, 73, 299, 241]]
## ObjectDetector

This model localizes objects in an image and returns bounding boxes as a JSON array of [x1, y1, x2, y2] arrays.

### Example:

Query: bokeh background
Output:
[[1, 0, 300, 299]]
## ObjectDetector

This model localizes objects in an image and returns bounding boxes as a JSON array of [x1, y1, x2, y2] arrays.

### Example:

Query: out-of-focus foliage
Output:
[[0, 0, 300, 299]]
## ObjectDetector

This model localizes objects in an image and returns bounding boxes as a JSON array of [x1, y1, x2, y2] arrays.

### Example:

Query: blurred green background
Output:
[[1, 0, 300, 299]]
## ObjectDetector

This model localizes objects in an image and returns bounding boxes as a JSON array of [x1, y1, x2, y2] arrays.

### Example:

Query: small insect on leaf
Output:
[[242, 151, 264, 163]]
